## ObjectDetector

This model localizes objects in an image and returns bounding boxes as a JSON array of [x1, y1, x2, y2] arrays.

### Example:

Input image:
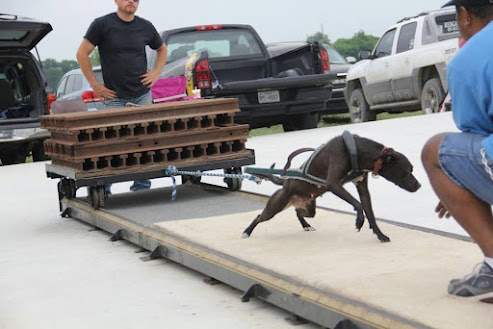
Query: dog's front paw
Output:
[[355, 215, 365, 231], [241, 232, 250, 239], [377, 234, 391, 243], [303, 226, 316, 232]]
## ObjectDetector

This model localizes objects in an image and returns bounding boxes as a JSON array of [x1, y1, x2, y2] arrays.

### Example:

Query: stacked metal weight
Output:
[[39, 98, 253, 178]]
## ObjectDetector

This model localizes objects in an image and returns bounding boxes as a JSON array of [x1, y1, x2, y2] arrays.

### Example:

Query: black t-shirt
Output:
[[84, 13, 163, 98]]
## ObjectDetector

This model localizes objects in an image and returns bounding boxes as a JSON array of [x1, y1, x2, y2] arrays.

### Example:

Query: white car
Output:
[[344, 8, 459, 123]]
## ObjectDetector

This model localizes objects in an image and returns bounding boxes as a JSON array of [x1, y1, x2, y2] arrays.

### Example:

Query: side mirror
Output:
[[359, 50, 372, 60], [346, 56, 357, 64]]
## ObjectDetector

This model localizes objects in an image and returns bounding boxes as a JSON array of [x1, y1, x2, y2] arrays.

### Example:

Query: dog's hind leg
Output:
[[355, 176, 390, 242], [296, 199, 316, 231], [242, 189, 290, 238]]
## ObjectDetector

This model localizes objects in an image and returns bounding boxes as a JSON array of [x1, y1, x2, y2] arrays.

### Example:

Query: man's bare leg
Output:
[[422, 133, 493, 257]]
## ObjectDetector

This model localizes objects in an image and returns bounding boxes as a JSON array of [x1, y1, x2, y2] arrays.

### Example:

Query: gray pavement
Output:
[[0, 112, 471, 329]]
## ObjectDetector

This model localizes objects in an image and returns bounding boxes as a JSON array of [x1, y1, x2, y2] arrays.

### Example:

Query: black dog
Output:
[[242, 133, 421, 242]]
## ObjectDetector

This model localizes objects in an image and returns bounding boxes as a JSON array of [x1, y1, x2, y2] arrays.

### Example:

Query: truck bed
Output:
[[61, 183, 491, 329]]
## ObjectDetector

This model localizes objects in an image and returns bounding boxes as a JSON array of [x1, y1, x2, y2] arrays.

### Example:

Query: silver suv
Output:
[[0, 14, 55, 164]]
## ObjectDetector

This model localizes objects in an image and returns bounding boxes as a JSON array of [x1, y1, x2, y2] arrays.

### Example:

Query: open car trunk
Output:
[[0, 54, 48, 124]]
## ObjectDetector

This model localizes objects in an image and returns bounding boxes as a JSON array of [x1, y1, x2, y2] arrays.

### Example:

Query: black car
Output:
[[0, 14, 55, 164], [321, 44, 355, 114]]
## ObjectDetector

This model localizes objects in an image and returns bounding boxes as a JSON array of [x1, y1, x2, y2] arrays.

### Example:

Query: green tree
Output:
[[89, 47, 100, 66], [59, 59, 79, 73], [41, 58, 79, 89], [306, 31, 330, 45], [44, 66, 64, 89], [333, 30, 379, 59]]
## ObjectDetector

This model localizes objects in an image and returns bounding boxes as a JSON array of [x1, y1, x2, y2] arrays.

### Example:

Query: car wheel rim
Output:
[[350, 100, 362, 123], [423, 89, 438, 114]]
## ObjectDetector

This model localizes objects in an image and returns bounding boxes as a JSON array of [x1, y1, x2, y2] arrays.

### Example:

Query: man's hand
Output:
[[91, 82, 117, 99], [140, 71, 160, 88], [435, 201, 452, 219]]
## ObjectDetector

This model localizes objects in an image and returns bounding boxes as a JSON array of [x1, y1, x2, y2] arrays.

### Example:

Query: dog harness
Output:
[[245, 131, 391, 187], [280, 131, 390, 186]]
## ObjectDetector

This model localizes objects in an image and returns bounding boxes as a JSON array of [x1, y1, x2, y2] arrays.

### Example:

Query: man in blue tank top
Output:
[[422, 0, 493, 303], [76, 0, 167, 193]]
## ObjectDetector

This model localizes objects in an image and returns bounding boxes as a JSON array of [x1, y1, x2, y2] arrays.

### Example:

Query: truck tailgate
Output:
[[217, 73, 336, 93]]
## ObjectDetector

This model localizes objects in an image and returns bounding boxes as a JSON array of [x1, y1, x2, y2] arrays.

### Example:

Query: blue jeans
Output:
[[103, 91, 153, 193], [439, 132, 493, 204]]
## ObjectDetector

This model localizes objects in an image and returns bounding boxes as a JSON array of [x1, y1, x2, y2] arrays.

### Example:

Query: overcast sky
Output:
[[5, 0, 448, 61]]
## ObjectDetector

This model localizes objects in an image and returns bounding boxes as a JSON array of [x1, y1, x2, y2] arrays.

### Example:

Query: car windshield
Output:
[[166, 29, 264, 63], [325, 47, 346, 64]]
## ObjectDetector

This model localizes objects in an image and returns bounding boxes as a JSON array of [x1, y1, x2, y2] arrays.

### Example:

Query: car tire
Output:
[[421, 78, 445, 114], [348, 88, 376, 123], [0, 150, 27, 165], [32, 142, 50, 162]]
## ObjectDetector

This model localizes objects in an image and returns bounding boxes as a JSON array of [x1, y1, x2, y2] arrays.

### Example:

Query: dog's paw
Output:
[[355, 216, 365, 231], [378, 235, 391, 243], [241, 232, 250, 239], [303, 226, 316, 232]]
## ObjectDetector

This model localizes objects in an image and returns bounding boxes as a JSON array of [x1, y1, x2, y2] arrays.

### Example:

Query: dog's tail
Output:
[[281, 148, 316, 175]]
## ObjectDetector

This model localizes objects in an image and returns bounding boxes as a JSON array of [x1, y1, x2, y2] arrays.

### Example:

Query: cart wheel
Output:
[[224, 167, 243, 191], [61, 178, 76, 199], [88, 186, 106, 210], [98, 186, 106, 208], [58, 178, 76, 199], [182, 174, 202, 185], [89, 187, 99, 209]]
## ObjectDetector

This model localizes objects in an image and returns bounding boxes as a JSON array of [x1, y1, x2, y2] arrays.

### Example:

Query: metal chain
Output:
[[165, 165, 261, 182], [480, 148, 493, 181], [164, 165, 262, 201]]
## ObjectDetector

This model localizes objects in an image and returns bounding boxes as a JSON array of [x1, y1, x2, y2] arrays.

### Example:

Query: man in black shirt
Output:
[[76, 0, 167, 192]]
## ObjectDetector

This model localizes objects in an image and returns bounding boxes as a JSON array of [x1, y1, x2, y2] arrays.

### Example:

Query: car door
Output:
[[390, 21, 418, 101], [364, 29, 396, 106]]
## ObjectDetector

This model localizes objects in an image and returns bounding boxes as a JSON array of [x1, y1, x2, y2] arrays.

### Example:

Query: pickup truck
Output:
[[344, 8, 459, 123], [146, 24, 334, 130]]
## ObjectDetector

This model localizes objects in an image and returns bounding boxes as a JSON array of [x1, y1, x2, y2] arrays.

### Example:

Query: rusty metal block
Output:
[[42, 98, 253, 177], [40, 98, 240, 131], [45, 125, 250, 159]]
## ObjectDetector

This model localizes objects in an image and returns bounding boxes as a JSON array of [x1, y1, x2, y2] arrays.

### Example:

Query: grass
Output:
[[250, 110, 423, 137]]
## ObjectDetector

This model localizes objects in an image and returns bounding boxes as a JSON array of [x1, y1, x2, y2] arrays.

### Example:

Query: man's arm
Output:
[[76, 38, 117, 99], [141, 43, 168, 88]]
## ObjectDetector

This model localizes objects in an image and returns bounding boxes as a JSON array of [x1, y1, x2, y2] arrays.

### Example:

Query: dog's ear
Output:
[[383, 148, 394, 163]]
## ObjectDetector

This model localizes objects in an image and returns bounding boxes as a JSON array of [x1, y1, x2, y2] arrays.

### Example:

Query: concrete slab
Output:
[[153, 208, 491, 329], [0, 162, 322, 329]]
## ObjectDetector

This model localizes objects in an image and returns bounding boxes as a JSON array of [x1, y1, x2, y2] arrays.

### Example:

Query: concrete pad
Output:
[[154, 208, 491, 329], [0, 162, 323, 329]]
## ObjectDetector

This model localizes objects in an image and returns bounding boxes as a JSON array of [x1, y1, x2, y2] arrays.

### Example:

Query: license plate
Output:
[[258, 90, 280, 104], [333, 78, 346, 85]]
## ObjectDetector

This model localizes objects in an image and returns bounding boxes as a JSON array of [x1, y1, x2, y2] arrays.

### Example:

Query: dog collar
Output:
[[373, 147, 390, 176]]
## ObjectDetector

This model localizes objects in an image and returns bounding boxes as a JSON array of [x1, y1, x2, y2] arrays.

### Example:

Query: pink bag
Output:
[[151, 76, 191, 103]]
